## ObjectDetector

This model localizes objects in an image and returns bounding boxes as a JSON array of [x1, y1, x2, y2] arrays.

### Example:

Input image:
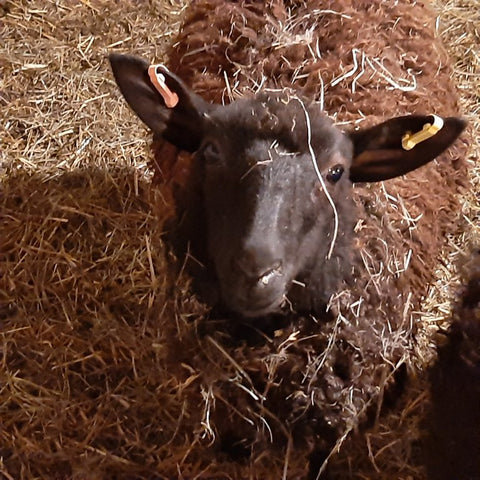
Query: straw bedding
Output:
[[0, 0, 479, 479]]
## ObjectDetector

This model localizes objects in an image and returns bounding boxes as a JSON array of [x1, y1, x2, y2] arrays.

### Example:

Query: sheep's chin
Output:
[[226, 295, 285, 319]]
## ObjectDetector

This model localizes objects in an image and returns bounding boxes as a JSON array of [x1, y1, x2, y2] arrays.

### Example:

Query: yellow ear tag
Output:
[[147, 64, 179, 109], [401, 114, 444, 151]]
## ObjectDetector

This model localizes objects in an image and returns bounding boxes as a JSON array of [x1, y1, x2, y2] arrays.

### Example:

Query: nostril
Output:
[[232, 257, 248, 277]]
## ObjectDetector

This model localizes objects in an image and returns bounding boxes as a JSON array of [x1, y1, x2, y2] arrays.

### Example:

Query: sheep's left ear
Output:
[[348, 115, 466, 183]]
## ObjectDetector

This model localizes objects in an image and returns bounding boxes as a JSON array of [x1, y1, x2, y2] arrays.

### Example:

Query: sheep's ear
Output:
[[348, 115, 466, 183], [109, 53, 210, 152]]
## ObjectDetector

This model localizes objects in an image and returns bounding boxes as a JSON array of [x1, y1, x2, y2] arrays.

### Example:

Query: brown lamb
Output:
[[110, 1, 469, 477]]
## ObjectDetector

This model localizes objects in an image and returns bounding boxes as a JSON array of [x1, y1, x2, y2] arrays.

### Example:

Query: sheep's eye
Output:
[[200, 141, 222, 165], [326, 164, 344, 183]]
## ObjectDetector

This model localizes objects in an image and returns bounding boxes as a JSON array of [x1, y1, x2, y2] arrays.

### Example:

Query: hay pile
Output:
[[0, 1, 478, 479]]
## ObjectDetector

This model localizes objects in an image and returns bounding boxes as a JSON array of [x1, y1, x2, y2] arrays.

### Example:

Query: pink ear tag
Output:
[[148, 64, 179, 109]]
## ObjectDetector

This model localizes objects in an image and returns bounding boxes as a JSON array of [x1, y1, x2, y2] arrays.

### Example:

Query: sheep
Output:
[[110, 57, 464, 318], [109, 0, 469, 477], [424, 250, 480, 480]]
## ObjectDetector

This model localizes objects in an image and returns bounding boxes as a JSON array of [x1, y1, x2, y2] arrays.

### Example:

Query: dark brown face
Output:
[[197, 94, 355, 317]]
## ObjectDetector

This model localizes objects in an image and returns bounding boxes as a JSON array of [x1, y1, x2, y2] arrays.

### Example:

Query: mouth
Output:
[[224, 294, 286, 318], [219, 265, 290, 318]]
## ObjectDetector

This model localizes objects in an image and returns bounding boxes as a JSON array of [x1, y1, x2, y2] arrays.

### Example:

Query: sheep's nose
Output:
[[233, 253, 283, 286]]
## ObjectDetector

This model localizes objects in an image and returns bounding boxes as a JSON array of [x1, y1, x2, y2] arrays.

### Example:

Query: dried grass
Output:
[[0, 0, 479, 479]]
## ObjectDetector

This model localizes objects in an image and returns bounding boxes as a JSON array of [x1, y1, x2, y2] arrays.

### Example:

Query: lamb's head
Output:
[[109, 54, 465, 318], [194, 94, 356, 317]]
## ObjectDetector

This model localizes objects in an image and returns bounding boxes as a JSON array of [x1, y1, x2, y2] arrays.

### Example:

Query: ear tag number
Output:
[[401, 114, 444, 151], [148, 64, 179, 109]]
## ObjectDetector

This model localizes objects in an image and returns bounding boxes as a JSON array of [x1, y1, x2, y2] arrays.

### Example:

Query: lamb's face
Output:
[[198, 94, 354, 317]]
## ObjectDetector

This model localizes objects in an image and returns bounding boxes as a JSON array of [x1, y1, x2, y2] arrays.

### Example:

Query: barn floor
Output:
[[1, 0, 479, 479]]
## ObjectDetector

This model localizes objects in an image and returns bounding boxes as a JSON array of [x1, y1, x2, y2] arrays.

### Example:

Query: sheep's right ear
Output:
[[348, 115, 466, 182], [109, 53, 210, 152]]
